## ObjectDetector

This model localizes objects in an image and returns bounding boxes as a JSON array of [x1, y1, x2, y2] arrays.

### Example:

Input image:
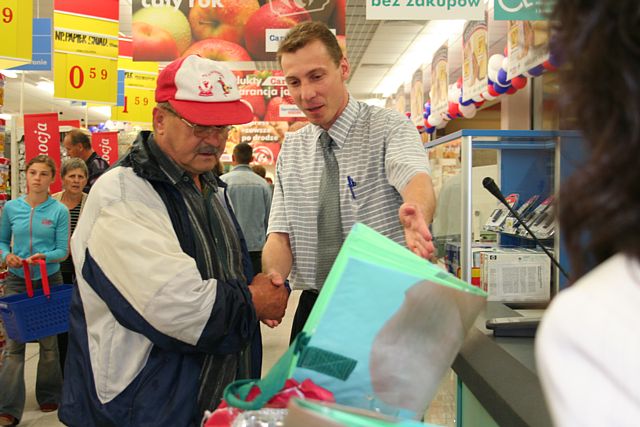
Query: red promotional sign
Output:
[[54, 0, 118, 20], [23, 113, 62, 193], [252, 142, 281, 166], [91, 131, 118, 165]]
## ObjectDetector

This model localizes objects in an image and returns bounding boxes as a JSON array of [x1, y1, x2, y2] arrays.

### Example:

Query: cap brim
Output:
[[169, 99, 253, 126]]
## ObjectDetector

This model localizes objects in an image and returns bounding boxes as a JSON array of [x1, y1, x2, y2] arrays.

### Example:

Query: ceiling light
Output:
[[0, 70, 19, 78], [36, 80, 54, 94], [89, 105, 113, 119], [375, 20, 466, 97]]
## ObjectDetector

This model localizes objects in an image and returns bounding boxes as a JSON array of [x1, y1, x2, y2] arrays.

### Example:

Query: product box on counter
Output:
[[480, 249, 551, 303], [444, 241, 496, 288]]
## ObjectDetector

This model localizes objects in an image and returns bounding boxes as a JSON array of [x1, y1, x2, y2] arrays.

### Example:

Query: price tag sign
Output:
[[54, 52, 117, 103], [0, 0, 32, 69], [111, 86, 154, 123]]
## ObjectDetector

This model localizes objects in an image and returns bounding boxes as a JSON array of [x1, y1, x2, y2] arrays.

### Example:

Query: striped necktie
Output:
[[316, 131, 343, 290]]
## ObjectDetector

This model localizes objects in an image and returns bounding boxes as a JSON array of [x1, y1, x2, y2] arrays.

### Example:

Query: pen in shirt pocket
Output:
[[347, 176, 357, 199]]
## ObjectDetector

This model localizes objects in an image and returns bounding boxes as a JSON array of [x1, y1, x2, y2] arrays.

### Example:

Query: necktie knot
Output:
[[319, 132, 333, 150]]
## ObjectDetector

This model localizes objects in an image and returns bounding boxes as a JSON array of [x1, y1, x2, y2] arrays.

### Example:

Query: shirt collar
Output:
[[312, 94, 359, 151], [232, 164, 252, 172]]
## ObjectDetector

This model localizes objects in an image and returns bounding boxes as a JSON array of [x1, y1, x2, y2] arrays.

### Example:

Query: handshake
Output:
[[248, 272, 290, 328]]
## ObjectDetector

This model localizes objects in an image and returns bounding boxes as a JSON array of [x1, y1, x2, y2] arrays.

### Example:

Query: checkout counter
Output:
[[453, 302, 552, 427]]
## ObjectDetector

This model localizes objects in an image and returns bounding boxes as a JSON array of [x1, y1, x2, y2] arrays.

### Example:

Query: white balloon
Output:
[[436, 119, 448, 129], [501, 57, 509, 72], [472, 94, 484, 103], [482, 90, 497, 101], [459, 103, 477, 118], [427, 114, 443, 127], [448, 85, 460, 104], [488, 67, 499, 84], [488, 54, 504, 73]]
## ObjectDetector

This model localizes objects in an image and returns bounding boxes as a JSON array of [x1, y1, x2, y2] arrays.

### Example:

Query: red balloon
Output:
[[487, 84, 500, 97], [448, 102, 460, 118], [424, 117, 432, 128], [474, 100, 485, 108], [456, 76, 463, 88], [543, 60, 557, 71], [506, 86, 518, 95], [511, 75, 528, 90], [503, 45, 508, 57]]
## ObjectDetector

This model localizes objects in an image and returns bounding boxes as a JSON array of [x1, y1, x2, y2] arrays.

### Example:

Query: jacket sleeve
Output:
[[79, 198, 256, 354], [0, 205, 12, 262]]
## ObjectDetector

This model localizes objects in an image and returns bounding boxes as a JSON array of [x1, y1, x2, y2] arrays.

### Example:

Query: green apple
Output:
[[133, 6, 192, 58]]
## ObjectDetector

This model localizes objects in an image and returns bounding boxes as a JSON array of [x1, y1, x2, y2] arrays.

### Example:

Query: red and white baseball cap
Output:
[[155, 55, 253, 126]]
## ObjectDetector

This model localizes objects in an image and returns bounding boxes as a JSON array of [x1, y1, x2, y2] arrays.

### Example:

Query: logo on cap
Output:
[[198, 71, 233, 98]]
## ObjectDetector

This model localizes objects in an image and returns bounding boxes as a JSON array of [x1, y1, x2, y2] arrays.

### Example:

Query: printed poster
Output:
[[24, 113, 62, 193], [462, 18, 488, 102], [410, 67, 425, 127], [506, 20, 550, 79], [430, 43, 449, 119], [131, 0, 346, 62]]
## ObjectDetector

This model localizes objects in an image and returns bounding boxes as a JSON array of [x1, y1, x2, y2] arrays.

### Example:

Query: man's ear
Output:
[[153, 107, 167, 134]]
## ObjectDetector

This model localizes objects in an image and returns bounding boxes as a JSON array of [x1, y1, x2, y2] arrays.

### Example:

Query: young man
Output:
[[263, 22, 436, 342], [59, 55, 288, 427]]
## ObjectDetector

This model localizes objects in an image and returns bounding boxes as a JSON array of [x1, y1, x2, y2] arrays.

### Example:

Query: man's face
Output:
[[281, 40, 350, 130], [153, 107, 230, 177], [63, 135, 83, 158]]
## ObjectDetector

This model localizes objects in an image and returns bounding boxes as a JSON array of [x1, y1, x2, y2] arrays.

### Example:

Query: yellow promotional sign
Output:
[[111, 86, 155, 123], [0, 0, 33, 69], [54, 52, 118, 104], [124, 70, 157, 90]]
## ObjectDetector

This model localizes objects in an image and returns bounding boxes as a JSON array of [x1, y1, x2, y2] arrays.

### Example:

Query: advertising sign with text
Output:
[[0, 0, 33, 69], [430, 43, 449, 118], [367, 0, 485, 20], [461, 18, 488, 102], [24, 113, 62, 193], [91, 132, 118, 165]]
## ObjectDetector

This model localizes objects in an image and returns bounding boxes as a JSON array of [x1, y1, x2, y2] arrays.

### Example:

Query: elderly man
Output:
[[59, 55, 288, 427], [263, 22, 436, 342], [62, 128, 110, 192]]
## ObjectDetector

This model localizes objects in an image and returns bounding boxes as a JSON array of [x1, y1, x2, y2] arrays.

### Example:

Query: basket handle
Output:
[[22, 259, 49, 299]]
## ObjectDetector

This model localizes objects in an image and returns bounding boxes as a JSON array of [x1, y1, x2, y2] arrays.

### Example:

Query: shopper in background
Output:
[[52, 157, 88, 375], [62, 128, 109, 192], [59, 55, 288, 427], [0, 155, 69, 426], [535, 1, 640, 425], [221, 143, 272, 275], [251, 164, 267, 179], [263, 22, 436, 343]]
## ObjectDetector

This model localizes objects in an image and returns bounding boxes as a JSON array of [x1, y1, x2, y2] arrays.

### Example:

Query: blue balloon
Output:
[[89, 126, 98, 133], [488, 78, 494, 86], [493, 82, 510, 94], [497, 68, 511, 86], [426, 126, 436, 134], [528, 64, 546, 77]]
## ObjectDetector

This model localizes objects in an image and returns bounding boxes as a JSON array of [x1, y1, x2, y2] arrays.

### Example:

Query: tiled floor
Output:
[[6, 290, 456, 426]]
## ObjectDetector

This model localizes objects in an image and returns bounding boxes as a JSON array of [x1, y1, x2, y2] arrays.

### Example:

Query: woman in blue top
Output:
[[0, 155, 69, 426]]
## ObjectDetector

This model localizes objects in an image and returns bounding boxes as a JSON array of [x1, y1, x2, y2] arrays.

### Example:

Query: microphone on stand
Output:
[[482, 177, 569, 280]]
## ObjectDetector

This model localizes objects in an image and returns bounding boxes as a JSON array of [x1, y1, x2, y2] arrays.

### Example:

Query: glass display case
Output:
[[426, 130, 584, 303]]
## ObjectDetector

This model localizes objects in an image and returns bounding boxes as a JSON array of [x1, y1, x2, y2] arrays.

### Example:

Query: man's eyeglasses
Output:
[[162, 107, 230, 138]]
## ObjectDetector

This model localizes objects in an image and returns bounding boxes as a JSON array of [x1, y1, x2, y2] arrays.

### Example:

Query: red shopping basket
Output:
[[0, 260, 73, 343]]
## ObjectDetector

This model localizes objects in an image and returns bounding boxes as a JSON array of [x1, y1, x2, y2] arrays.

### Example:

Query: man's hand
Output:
[[249, 273, 288, 323], [399, 202, 435, 260]]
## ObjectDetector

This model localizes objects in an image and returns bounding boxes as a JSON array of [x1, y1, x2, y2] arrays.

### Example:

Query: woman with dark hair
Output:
[[535, 0, 640, 424], [0, 155, 69, 425]]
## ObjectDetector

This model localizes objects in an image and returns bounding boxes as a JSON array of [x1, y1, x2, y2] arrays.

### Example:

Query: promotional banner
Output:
[[53, 0, 119, 104], [430, 43, 449, 119], [410, 67, 424, 127], [111, 37, 158, 124], [494, 0, 552, 20], [59, 119, 81, 131], [23, 113, 62, 193], [252, 141, 281, 166], [91, 132, 118, 165], [11, 18, 52, 71], [462, 18, 488, 102], [0, 0, 33, 69], [367, 0, 485, 20], [506, 20, 549, 79], [130, 0, 346, 62]]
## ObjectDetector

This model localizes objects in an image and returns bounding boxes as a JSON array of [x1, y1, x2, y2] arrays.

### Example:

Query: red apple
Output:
[[132, 6, 192, 58], [189, 0, 260, 45], [132, 21, 180, 61], [182, 38, 251, 61], [240, 84, 267, 120], [244, 1, 311, 61]]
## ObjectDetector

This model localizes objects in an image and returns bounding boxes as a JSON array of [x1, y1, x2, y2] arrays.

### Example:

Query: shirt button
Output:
[[182, 176, 189, 182]]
